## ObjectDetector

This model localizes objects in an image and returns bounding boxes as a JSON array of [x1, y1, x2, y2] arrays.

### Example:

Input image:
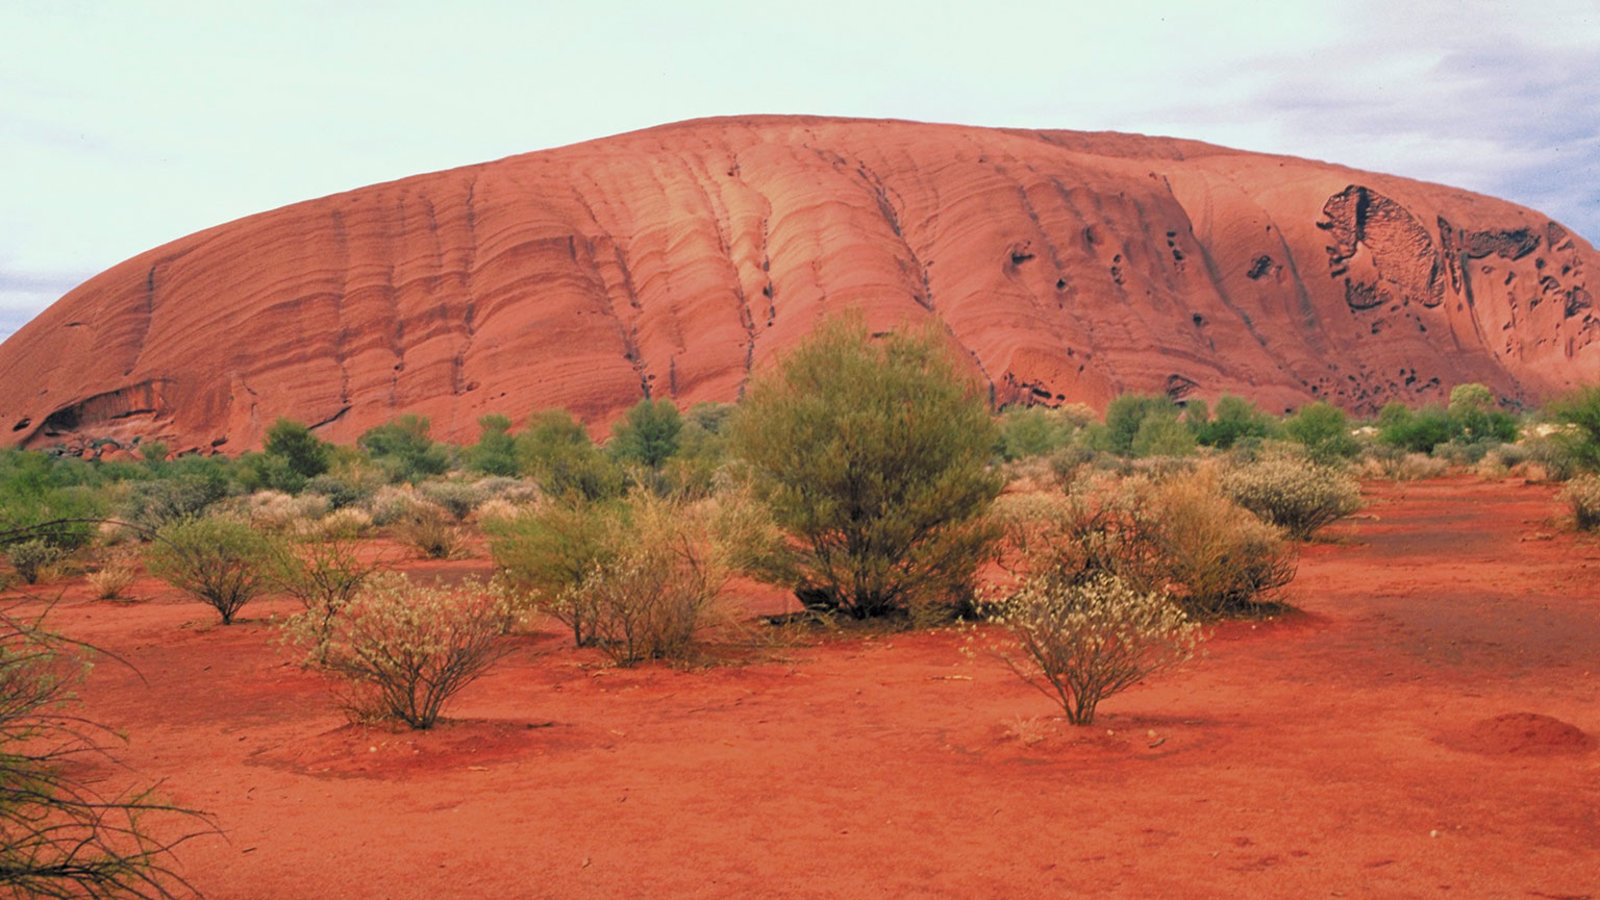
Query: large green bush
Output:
[[515, 410, 625, 502], [730, 316, 1003, 619], [608, 397, 684, 470], [487, 499, 622, 645], [1282, 402, 1361, 464], [1194, 394, 1277, 449], [357, 415, 451, 483]]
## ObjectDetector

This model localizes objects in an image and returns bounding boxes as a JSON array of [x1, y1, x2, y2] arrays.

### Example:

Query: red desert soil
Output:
[[3, 116, 1597, 454], [9, 477, 1599, 898]]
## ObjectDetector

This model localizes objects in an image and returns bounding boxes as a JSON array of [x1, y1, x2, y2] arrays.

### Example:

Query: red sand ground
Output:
[[9, 476, 1599, 898]]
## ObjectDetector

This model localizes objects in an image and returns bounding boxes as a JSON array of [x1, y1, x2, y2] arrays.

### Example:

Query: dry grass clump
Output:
[[1355, 451, 1450, 482], [391, 501, 466, 560], [86, 551, 140, 600], [1559, 475, 1600, 531], [237, 490, 330, 532]]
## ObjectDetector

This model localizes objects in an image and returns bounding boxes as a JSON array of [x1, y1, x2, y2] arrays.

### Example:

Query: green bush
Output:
[[146, 517, 278, 624], [730, 316, 1003, 619], [1559, 475, 1600, 531], [417, 480, 486, 521], [466, 413, 520, 477], [1104, 393, 1181, 457], [358, 415, 452, 483], [515, 410, 625, 502], [608, 397, 684, 469], [1194, 394, 1277, 449], [1545, 384, 1600, 472], [1221, 456, 1361, 540], [1282, 402, 1361, 464], [118, 471, 231, 533], [996, 406, 1079, 461], [288, 572, 509, 729], [982, 572, 1201, 725], [487, 499, 621, 645]]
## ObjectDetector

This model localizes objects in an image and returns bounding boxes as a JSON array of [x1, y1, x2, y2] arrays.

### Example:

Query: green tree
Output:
[[730, 316, 1003, 619], [1547, 384, 1600, 472], [1282, 402, 1360, 464], [1104, 393, 1181, 457], [265, 417, 332, 480], [357, 415, 451, 483], [515, 410, 623, 502], [1195, 394, 1277, 449], [466, 413, 520, 477], [608, 398, 684, 469]]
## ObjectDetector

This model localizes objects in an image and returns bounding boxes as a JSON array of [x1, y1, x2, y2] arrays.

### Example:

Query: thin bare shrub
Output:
[[287, 572, 510, 729], [272, 535, 383, 664], [982, 571, 1201, 725], [1, 605, 214, 897]]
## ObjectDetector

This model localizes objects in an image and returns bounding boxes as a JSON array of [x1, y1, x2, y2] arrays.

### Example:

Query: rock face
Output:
[[2, 115, 1596, 453]]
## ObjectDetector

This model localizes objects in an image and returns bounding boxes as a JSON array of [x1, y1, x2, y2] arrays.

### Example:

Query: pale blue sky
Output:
[[2, 0, 1597, 342]]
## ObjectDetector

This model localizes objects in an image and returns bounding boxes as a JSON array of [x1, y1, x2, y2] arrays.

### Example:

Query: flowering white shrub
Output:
[[288, 571, 510, 729], [983, 572, 1201, 725], [1221, 456, 1361, 539], [1559, 475, 1600, 531]]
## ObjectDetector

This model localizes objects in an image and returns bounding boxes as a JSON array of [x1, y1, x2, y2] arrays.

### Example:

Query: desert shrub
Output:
[[470, 498, 524, 528], [982, 572, 1201, 725], [608, 397, 684, 470], [118, 472, 230, 534], [271, 534, 381, 664], [0, 607, 212, 897], [0, 473, 104, 558], [1195, 394, 1277, 449], [730, 315, 1003, 619], [1222, 456, 1361, 540], [391, 502, 465, 560], [998, 469, 1294, 617], [1544, 384, 1600, 473], [1282, 402, 1361, 464], [465, 413, 520, 477], [1358, 445, 1451, 481], [290, 572, 510, 729], [564, 494, 735, 666], [1559, 475, 1600, 531], [515, 410, 626, 502], [145, 517, 278, 624], [472, 476, 540, 504], [4, 539, 62, 585], [87, 552, 139, 600], [310, 506, 374, 540], [358, 415, 452, 483], [417, 480, 486, 521], [1130, 414, 1196, 458], [487, 500, 622, 645], [302, 470, 377, 510], [1103, 393, 1183, 457], [1519, 433, 1580, 482], [1142, 472, 1296, 617], [236, 490, 330, 532], [996, 406, 1079, 461]]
